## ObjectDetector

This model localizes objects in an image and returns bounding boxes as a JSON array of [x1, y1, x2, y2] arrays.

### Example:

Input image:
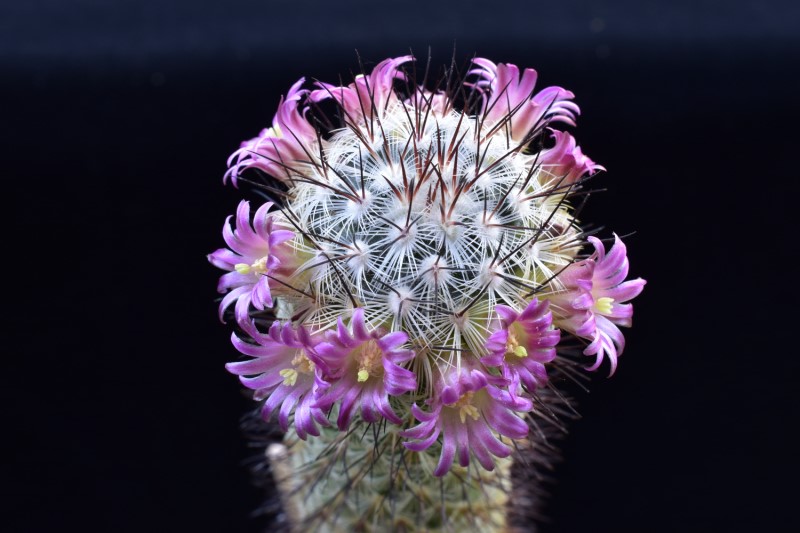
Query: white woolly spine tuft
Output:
[[286, 104, 578, 369]]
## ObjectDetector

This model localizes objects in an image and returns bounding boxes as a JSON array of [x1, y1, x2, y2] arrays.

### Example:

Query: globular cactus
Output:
[[209, 54, 645, 531]]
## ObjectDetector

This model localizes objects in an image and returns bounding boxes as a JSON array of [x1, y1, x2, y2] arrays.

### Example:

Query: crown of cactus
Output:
[[209, 55, 645, 531]]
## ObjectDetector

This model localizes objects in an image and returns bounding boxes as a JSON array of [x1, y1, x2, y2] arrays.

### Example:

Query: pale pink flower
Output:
[[313, 309, 416, 430], [540, 129, 605, 185], [405, 88, 450, 117], [207, 200, 295, 323], [548, 235, 646, 375], [402, 365, 531, 477], [310, 56, 413, 126], [469, 58, 580, 141], [483, 299, 560, 392], [226, 319, 330, 440], [225, 78, 317, 185]]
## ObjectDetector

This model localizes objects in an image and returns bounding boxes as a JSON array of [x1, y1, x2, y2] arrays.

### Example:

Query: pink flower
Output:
[[548, 235, 646, 375], [469, 58, 580, 142], [401, 366, 531, 477], [309, 56, 413, 126], [483, 299, 560, 392], [207, 200, 295, 324], [540, 129, 605, 185], [405, 88, 450, 117], [312, 309, 416, 430], [225, 78, 317, 185], [226, 320, 330, 440]]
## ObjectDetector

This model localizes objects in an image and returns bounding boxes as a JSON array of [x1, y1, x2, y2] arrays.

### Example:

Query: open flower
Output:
[[312, 309, 416, 430], [226, 319, 330, 440], [548, 235, 646, 375], [225, 78, 317, 185], [483, 299, 560, 392], [402, 366, 531, 477], [540, 129, 605, 185], [207, 200, 295, 323], [469, 58, 580, 142]]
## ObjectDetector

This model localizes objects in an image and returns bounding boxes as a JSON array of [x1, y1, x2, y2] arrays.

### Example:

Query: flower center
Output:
[[234, 255, 270, 275], [279, 351, 315, 387], [594, 296, 614, 315], [356, 340, 382, 383], [449, 391, 481, 424], [505, 332, 528, 359]]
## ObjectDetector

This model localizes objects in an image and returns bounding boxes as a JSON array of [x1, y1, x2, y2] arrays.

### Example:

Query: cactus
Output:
[[209, 54, 645, 531]]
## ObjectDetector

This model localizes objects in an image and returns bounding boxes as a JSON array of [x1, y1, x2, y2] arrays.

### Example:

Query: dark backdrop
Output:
[[4, 1, 799, 531]]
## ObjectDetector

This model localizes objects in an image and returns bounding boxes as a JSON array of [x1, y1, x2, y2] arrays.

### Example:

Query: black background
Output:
[[4, 1, 799, 531]]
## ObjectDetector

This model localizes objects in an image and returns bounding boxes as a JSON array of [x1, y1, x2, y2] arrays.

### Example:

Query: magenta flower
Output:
[[402, 366, 531, 477], [469, 58, 580, 141], [312, 309, 416, 430], [226, 320, 330, 440], [540, 129, 605, 185], [225, 78, 317, 185], [310, 56, 413, 126], [549, 235, 646, 375], [483, 299, 560, 392], [207, 200, 295, 323]]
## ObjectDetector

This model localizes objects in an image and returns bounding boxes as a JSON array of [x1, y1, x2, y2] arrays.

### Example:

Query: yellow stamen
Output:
[[450, 392, 481, 424], [291, 352, 314, 374], [459, 404, 480, 424], [278, 352, 313, 387], [236, 257, 271, 276], [355, 340, 382, 382], [250, 257, 269, 274], [279, 368, 298, 386], [505, 332, 528, 359], [595, 297, 614, 314]]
